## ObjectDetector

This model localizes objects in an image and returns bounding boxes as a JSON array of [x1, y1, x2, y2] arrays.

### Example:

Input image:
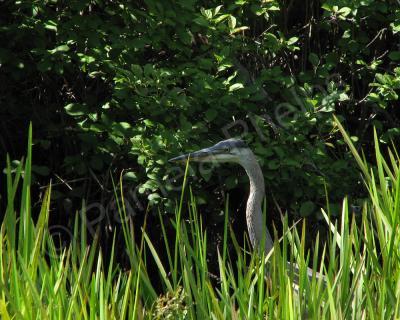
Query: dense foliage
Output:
[[1, 0, 400, 224], [2, 1, 400, 317]]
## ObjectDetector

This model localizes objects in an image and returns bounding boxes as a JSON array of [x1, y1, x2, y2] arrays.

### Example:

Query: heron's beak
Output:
[[169, 146, 222, 163]]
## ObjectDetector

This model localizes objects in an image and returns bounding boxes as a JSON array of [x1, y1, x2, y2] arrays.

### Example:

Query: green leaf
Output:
[[287, 37, 298, 46], [90, 123, 105, 133], [338, 92, 349, 102], [201, 8, 212, 19], [137, 155, 146, 166], [193, 16, 209, 27], [229, 83, 244, 91], [64, 103, 89, 116], [230, 26, 249, 34], [214, 5, 223, 16], [214, 14, 229, 24], [321, 3, 332, 11], [268, 5, 280, 11], [337, 7, 351, 17], [148, 193, 161, 201], [342, 29, 351, 39], [228, 15, 236, 29], [48, 45, 70, 54], [264, 33, 280, 51], [119, 122, 132, 130], [77, 53, 95, 64], [44, 20, 57, 32], [123, 171, 138, 182], [144, 119, 155, 127], [131, 64, 143, 77], [391, 22, 400, 34]]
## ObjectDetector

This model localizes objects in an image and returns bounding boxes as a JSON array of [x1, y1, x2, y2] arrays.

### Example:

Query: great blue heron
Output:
[[169, 138, 324, 282], [169, 138, 273, 253]]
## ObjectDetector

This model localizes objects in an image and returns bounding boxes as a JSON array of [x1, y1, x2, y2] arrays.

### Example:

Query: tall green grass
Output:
[[1, 121, 400, 319]]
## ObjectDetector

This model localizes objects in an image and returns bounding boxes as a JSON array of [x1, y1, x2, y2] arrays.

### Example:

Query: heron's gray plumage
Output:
[[239, 147, 274, 253]]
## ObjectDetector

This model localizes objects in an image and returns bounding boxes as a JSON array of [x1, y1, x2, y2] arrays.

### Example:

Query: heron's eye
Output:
[[225, 147, 231, 153]]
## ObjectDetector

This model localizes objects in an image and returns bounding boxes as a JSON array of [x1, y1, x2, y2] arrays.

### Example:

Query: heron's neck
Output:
[[241, 156, 273, 254]]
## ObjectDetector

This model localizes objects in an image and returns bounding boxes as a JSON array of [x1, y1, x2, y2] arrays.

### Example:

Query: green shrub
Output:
[[1, 0, 399, 220]]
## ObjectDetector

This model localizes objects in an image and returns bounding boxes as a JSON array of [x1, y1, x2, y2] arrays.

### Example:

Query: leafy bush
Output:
[[1, 0, 399, 222]]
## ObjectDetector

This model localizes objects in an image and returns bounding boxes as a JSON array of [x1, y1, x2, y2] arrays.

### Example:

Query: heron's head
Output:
[[169, 139, 250, 164]]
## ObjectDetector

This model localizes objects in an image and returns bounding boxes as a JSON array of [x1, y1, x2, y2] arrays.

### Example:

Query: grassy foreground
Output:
[[1, 122, 400, 319]]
